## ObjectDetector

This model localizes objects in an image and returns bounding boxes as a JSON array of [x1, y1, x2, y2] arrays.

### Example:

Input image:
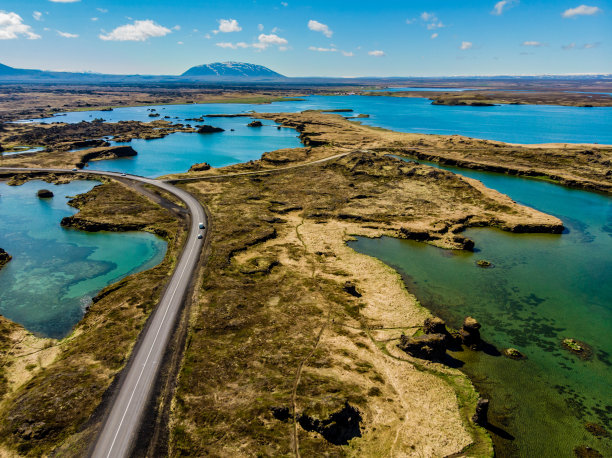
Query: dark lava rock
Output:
[[197, 125, 225, 134], [0, 248, 11, 267], [78, 145, 137, 168], [561, 338, 593, 360], [460, 316, 482, 348], [343, 281, 362, 298], [574, 445, 603, 458], [502, 348, 527, 360], [189, 162, 212, 172], [37, 189, 54, 198], [398, 333, 446, 360], [298, 402, 362, 445], [472, 398, 489, 426], [423, 316, 447, 335], [271, 406, 291, 422], [148, 113, 160, 118], [585, 422, 609, 438], [476, 259, 494, 268], [247, 120, 263, 127]]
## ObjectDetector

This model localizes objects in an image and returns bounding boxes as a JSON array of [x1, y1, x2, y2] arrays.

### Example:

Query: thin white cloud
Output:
[[99, 19, 171, 41], [522, 41, 545, 47], [49, 0, 80, 2], [218, 18, 241, 33], [258, 23, 264, 31], [97, 8, 108, 13], [342, 51, 354, 56], [421, 12, 444, 29], [431, 32, 439, 39], [281, 2, 288, 6], [309, 46, 336, 52], [368, 50, 385, 56], [562, 5, 602, 17], [406, 18, 415, 24], [561, 41, 601, 50], [254, 33, 287, 49], [0, 11, 41, 39], [173, 25, 181, 31], [216, 41, 249, 49], [217, 33, 288, 51], [33, 11, 43, 21], [177, 41, 183, 45], [308, 19, 332, 38], [460, 41, 473, 50], [57, 30, 78, 38], [427, 21, 444, 30], [421, 12, 436, 21], [91, 17, 98, 21], [492, 0, 518, 16]]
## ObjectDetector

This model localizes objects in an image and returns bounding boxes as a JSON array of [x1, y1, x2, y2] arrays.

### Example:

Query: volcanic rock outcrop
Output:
[[0, 248, 11, 269], [459, 316, 482, 349], [197, 125, 225, 134], [37, 189, 54, 198]]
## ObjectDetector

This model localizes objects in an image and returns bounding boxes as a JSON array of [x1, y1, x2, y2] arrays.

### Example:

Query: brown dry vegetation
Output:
[[167, 138, 562, 455], [0, 180, 185, 456], [363, 90, 612, 107], [251, 111, 611, 194], [0, 109, 602, 456], [0, 119, 195, 169], [169, 111, 611, 194], [0, 86, 310, 122]]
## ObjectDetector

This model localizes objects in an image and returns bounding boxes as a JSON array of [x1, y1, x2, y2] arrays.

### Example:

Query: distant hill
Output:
[[0, 63, 40, 76], [182, 62, 286, 80]]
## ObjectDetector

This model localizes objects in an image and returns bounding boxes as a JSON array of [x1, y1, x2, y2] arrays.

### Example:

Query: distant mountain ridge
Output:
[[182, 61, 285, 79], [0, 61, 610, 85], [0, 61, 286, 83]]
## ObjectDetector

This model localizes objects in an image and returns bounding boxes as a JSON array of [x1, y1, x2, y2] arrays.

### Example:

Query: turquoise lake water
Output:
[[349, 161, 612, 457], [18, 94, 610, 193], [88, 120, 301, 177], [0, 180, 166, 338]]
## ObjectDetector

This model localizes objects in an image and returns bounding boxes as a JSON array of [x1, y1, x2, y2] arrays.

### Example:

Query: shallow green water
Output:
[[0, 180, 167, 338], [349, 165, 612, 457]]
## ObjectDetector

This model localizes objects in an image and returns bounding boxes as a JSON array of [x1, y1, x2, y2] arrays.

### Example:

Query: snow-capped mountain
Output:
[[181, 62, 286, 80]]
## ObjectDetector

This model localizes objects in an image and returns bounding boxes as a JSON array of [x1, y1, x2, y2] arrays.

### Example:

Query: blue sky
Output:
[[0, 0, 609, 76]]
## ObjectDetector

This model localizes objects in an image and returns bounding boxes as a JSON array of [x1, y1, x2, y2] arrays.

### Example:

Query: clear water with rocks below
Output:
[[349, 160, 612, 457], [0, 180, 166, 338]]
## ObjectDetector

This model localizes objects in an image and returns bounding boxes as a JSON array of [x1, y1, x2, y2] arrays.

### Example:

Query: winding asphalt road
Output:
[[0, 167, 206, 458]]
